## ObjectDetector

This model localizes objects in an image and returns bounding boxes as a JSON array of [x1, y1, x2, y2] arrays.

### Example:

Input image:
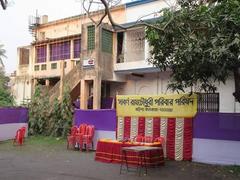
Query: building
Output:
[[13, 0, 240, 112]]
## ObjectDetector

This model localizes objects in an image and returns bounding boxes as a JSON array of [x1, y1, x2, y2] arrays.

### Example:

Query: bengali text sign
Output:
[[116, 94, 197, 117]]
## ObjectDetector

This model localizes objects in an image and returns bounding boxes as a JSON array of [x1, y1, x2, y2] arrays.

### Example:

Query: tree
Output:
[[60, 85, 73, 137], [28, 86, 51, 135], [29, 85, 73, 137], [0, 44, 14, 107], [0, 0, 8, 10], [145, 0, 240, 101]]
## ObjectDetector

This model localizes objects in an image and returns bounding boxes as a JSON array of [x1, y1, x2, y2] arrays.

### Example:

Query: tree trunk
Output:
[[233, 67, 240, 102]]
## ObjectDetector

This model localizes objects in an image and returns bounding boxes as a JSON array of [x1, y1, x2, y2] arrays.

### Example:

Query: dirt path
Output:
[[0, 137, 239, 180]]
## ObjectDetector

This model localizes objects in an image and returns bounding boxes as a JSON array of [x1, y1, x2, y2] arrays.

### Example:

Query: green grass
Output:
[[26, 135, 66, 145], [0, 135, 67, 153], [224, 165, 240, 176]]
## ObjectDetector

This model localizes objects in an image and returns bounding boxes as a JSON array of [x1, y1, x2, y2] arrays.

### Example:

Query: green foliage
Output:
[[0, 45, 14, 107], [146, 0, 240, 94], [48, 98, 62, 137], [60, 86, 73, 137], [28, 86, 51, 135], [28, 85, 73, 137]]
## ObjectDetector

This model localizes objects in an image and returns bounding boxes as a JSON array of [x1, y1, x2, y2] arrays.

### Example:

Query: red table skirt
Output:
[[95, 140, 164, 166]]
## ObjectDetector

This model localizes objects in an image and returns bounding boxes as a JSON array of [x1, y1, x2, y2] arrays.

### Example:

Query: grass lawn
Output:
[[0, 136, 239, 180]]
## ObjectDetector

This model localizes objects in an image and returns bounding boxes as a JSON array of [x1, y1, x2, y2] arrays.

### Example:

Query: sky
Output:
[[0, 0, 131, 74]]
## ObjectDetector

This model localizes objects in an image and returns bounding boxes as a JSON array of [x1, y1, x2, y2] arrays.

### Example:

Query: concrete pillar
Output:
[[45, 79, 50, 86], [70, 39, 74, 60], [93, 77, 101, 109], [46, 44, 50, 70], [32, 78, 38, 96], [80, 80, 89, 109], [59, 60, 65, 101], [33, 78, 37, 87], [46, 44, 50, 62]]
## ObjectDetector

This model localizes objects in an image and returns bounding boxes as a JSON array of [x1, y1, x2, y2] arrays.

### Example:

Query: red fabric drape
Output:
[[138, 117, 145, 136], [95, 140, 164, 166], [183, 118, 193, 160], [167, 118, 176, 160], [153, 117, 160, 139], [123, 117, 131, 139]]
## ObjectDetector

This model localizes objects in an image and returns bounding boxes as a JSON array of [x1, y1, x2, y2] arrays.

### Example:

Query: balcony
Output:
[[114, 28, 158, 74], [33, 59, 79, 78]]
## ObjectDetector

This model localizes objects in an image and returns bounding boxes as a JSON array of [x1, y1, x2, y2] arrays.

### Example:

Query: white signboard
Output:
[[83, 59, 95, 67]]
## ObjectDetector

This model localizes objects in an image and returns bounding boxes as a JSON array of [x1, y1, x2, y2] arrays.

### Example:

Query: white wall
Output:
[[12, 77, 32, 105], [193, 138, 240, 165], [0, 123, 28, 141], [111, 72, 240, 113], [126, 0, 176, 23]]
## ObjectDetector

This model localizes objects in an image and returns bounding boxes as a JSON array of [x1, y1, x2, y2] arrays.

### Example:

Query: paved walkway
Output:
[[0, 139, 239, 180]]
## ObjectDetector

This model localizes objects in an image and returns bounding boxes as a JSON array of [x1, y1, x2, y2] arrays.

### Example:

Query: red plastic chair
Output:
[[75, 124, 88, 150], [134, 135, 144, 143], [144, 136, 154, 143], [13, 127, 25, 146], [67, 126, 78, 149], [82, 125, 95, 151], [154, 136, 165, 145]]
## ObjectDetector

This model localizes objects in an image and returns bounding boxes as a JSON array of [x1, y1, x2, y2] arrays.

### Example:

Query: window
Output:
[[102, 29, 113, 54], [39, 32, 45, 40], [50, 41, 70, 61], [36, 45, 47, 63], [41, 64, 47, 70], [19, 48, 29, 65], [34, 65, 39, 71], [73, 39, 81, 58], [197, 93, 219, 112], [125, 28, 145, 62], [64, 61, 67, 68], [51, 63, 57, 69], [87, 25, 95, 50], [117, 32, 124, 63]]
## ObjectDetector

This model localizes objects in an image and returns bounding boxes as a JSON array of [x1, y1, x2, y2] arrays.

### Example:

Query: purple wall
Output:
[[74, 109, 116, 131], [193, 113, 240, 141], [0, 107, 28, 125]]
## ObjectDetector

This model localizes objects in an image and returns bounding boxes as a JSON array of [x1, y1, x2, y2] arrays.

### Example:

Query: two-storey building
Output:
[[12, 0, 240, 112]]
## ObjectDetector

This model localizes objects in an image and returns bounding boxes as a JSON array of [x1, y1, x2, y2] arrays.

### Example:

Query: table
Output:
[[95, 139, 164, 166], [120, 146, 162, 175]]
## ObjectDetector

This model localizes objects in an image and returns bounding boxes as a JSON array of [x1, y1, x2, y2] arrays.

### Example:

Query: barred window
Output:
[[73, 39, 81, 58], [19, 48, 29, 65], [50, 41, 70, 61], [51, 63, 57, 69], [41, 64, 47, 70], [34, 65, 39, 71], [197, 93, 219, 112], [36, 45, 47, 63], [87, 25, 95, 50], [102, 29, 113, 54]]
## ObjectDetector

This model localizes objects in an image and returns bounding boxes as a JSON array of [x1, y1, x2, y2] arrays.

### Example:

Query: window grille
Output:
[[197, 93, 219, 112], [50, 41, 70, 61], [51, 63, 57, 69], [73, 39, 81, 58], [87, 25, 95, 50], [41, 64, 47, 70], [34, 65, 39, 71], [19, 48, 29, 65], [36, 45, 47, 63], [125, 28, 145, 62], [102, 29, 113, 54]]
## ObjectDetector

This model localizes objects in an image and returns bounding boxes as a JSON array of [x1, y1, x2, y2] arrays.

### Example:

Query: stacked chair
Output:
[[13, 126, 26, 146], [67, 124, 95, 151]]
